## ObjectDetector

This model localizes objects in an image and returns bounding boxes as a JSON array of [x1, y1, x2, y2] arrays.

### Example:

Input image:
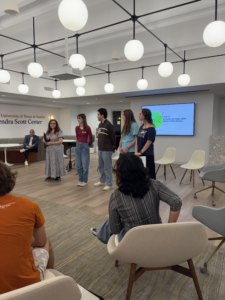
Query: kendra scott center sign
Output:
[[0, 114, 45, 124]]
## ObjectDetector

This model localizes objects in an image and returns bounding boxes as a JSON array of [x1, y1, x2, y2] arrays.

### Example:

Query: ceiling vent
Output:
[[48, 65, 82, 81]]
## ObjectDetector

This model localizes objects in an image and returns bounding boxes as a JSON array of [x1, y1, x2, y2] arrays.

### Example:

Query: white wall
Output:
[[0, 103, 60, 138], [219, 99, 225, 136], [130, 93, 214, 164]]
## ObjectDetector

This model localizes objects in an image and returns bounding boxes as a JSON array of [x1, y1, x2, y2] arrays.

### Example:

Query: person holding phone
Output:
[[75, 114, 93, 187], [119, 109, 139, 155], [43, 119, 65, 182], [135, 109, 156, 180]]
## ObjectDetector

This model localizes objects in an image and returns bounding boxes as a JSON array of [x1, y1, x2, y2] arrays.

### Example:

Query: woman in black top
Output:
[[91, 153, 182, 244], [135, 108, 156, 179]]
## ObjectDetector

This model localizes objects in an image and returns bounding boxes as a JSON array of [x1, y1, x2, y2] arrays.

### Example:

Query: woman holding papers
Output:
[[135, 108, 156, 180]]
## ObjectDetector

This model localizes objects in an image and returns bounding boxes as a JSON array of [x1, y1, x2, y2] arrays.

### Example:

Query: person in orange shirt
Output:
[[0, 161, 54, 295]]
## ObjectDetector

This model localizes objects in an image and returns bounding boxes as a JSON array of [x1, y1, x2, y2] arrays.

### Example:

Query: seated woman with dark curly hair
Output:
[[91, 153, 182, 244]]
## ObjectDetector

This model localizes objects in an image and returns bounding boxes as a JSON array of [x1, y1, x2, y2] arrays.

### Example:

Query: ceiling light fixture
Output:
[[18, 73, 29, 94], [69, 35, 86, 70], [74, 76, 86, 87], [111, 50, 120, 61], [137, 67, 148, 90], [158, 44, 174, 77], [52, 80, 61, 98], [203, 0, 225, 47], [124, 1, 144, 61], [76, 86, 85, 96], [104, 64, 114, 93], [178, 51, 190, 86], [58, 0, 88, 32], [0, 55, 10, 84], [28, 18, 43, 78], [4, 0, 19, 16]]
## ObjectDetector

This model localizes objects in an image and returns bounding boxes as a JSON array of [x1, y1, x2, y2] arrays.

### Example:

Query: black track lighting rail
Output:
[[1, 0, 221, 88]]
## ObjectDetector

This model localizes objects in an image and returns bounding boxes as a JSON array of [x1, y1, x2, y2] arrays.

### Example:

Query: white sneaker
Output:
[[77, 182, 83, 186], [24, 161, 28, 166], [20, 149, 26, 153], [80, 183, 88, 187], [103, 186, 113, 191], [94, 182, 106, 187]]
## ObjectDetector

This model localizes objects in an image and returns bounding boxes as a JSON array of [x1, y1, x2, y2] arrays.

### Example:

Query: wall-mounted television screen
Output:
[[142, 103, 195, 136]]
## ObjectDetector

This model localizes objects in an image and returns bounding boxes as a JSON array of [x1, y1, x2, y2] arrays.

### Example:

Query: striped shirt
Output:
[[109, 179, 182, 235]]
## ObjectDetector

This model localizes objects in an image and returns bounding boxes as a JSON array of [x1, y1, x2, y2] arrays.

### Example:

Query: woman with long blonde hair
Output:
[[119, 109, 139, 154]]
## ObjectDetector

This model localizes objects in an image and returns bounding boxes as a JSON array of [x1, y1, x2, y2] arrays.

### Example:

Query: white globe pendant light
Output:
[[28, 62, 43, 78], [158, 62, 173, 77], [104, 83, 114, 93], [52, 80, 61, 98], [137, 68, 148, 90], [0, 69, 10, 84], [137, 79, 148, 90], [104, 64, 114, 94], [74, 76, 86, 87], [178, 51, 191, 86], [69, 53, 86, 70], [76, 87, 85, 96], [124, 39, 144, 62], [203, 21, 225, 47], [52, 90, 61, 98], [158, 44, 173, 77], [18, 73, 29, 94], [18, 84, 29, 94], [203, 0, 225, 47], [58, 0, 88, 32]]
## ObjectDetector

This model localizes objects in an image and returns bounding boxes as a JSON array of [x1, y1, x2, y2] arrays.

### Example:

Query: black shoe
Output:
[[45, 177, 52, 181], [91, 228, 97, 237], [54, 177, 61, 182]]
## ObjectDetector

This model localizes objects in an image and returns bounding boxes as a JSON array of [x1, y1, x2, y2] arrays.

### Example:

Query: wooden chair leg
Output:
[[193, 170, 195, 188], [188, 259, 203, 300], [115, 260, 119, 267], [198, 169, 205, 186], [170, 165, 176, 179], [180, 169, 187, 184], [156, 165, 160, 175], [126, 264, 137, 300]]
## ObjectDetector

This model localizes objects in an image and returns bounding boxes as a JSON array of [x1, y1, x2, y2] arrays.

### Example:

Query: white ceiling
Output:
[[1, 0, 225, 106]]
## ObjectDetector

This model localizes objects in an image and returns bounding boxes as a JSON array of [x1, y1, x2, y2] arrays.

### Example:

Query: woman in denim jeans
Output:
[[75, 114, 93, 187]]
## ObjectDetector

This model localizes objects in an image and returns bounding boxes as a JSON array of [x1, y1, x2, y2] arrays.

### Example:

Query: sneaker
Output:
[[94, 182, 106, 187], [54, 177, 61, 182], [77, 182, 83, 186], [80, 183, 88, 187], [91, 228, 97, 237], [45, 177, 52, 181], [24, 161, 28, 166], [20, 149, 26, 153], [103, 186, 113, 191]]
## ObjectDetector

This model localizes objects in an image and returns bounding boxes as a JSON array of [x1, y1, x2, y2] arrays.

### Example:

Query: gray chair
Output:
[[192, 205, 225, 274], [194, 162, 225, 206]]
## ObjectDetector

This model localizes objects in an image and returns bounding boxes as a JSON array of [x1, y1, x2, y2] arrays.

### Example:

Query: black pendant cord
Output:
[[55, 80, 58, 90], [183, 50, 186, 74], [215, 0, 218, 21], [164, 44, 167, 62], [108, 64, 110, 83], [33, 17, 36, 62], [142, 67, 144, 79], [76, 35, 79, 54], [0, 55, 4, 69], [22, 73, 25, 84], [133, 0, 136, 39]]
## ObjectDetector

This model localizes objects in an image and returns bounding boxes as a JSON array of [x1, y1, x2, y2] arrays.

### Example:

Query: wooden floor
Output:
[[12, 154, 225, 244]]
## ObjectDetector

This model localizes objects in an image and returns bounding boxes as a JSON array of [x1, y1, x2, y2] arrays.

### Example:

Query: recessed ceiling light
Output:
[[119, 100, 123, 102], [52, 101, 56, 102], [1, 95, 6, 97], [87, 103, 90, 104]]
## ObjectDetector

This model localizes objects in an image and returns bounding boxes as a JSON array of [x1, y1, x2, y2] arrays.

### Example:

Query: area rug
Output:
[[14, 194, 225, 300]]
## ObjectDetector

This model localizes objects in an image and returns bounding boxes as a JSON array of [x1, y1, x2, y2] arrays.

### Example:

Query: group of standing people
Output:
[[42, 107, 157, 185]]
